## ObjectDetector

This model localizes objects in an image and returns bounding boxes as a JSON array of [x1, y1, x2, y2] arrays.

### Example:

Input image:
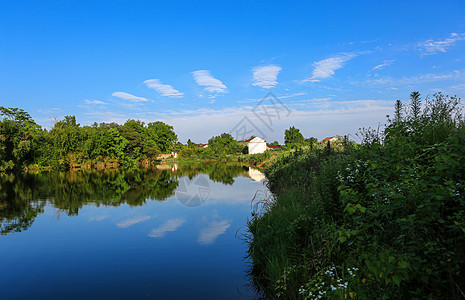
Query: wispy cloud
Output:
[[252, 65, 281, 89], [418, 33, 465, 55], [37, 108, 62, 114], [239, 92, 307, 103], [192, 70, 228, 96], [301, 53, 357, 83], [198, 220, 231, 245], [143, 79, 184, 98], [372, 59, 395, 70], [84, 99, 107, 105], [117, 216, 151, 228], [450, 83, 465, 90], [358, 70, 465, 86], [112, 91, 148, 102], [148, 218, 185, 238]]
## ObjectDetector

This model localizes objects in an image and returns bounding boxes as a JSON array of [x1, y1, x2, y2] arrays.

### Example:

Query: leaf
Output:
[[392, 274, 402, 286]]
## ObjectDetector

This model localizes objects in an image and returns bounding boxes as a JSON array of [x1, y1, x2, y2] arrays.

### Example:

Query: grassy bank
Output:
[[247, 93, 465, 299]]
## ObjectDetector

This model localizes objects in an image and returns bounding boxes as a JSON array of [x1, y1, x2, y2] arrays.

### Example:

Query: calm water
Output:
[[0, 163, 268, 299]]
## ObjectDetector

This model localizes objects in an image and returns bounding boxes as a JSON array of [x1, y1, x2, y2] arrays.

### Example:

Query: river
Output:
[[0, 163, 268, 299]]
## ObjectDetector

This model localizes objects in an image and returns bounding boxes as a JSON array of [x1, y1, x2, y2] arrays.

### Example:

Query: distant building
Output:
[[199, 144, 208, 148], [171, 150, 178, 158], [319, 136, 339, 144], [244, 137, 267, 154], [267, 144, 280, 150]]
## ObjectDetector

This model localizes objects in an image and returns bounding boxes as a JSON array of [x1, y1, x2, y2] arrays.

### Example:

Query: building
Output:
[[199, 144, 208, 148], [244, 137, 267, 154], [267, 144, 280, 150], [319, 136, 339, 144], [171, 150, 178, 158]]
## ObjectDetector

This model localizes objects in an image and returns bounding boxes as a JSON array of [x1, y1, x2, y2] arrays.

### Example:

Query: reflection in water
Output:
[[0, 163, 259, 235], [248, 168, 266, 182], [117, 215, 152, 228], [0, 163, 266, 299], [198, 220, 232, 245], [148, 218, 186, 238]]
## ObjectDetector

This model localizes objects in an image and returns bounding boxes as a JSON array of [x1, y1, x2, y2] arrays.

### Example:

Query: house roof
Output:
[[267, 145, 280, 149], [171, 150, 178, 153], [199, 144, 208, 148], [319, 136, 337, 143], [248, 137, 266, 143], [242, 138, 253, 143]]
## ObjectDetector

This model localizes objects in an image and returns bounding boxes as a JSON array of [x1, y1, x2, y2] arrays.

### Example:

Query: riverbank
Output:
[[247, 96, 465, 299]]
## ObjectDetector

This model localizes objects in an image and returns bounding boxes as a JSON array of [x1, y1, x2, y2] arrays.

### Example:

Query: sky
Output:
[[1, 0, 465, 143]]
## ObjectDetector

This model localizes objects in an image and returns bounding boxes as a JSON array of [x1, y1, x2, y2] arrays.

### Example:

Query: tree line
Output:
[[1, 105, 326, 172], [0, 107, 177, 172]]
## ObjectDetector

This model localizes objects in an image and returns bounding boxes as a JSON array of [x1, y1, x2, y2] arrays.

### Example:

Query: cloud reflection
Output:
[[117, 216, 151, 228], [148, 218, 185, 238], [198, 220, 231, 245]]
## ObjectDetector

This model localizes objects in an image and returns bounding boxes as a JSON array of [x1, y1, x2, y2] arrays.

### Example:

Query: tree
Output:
[[0, 106, 42, 170], [304, 137, 318, 150], [208, 133, 241, 157], [409, 91, 421, 122], [284, 126, 304, 147], [147, 121, 177, 152], [394, 100, 404, 123]]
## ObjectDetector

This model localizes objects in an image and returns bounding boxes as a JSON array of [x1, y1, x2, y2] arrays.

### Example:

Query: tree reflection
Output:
[[0, 163, 251, 235]]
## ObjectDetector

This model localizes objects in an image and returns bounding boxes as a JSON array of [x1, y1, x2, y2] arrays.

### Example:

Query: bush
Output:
[[248, 92, 465, 299]]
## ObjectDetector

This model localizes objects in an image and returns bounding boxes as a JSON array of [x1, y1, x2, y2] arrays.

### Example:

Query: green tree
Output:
[[208, 133, 241, 157], [147, 121, 177, 152], [284, 126, 304, 147], [0, 107, 42, 171]]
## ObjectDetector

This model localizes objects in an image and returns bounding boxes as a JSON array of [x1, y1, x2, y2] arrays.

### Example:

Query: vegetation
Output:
[[0, 107, 180, 171], [247, 92, 465, 299], [0, 106, 290, 171]]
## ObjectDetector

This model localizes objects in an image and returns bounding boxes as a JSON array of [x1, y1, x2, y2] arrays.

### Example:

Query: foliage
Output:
[[0, 109, 177, 171], [248, 92, 465, 299], [0, 107, 43, 171], [284, 126, 304, 148]]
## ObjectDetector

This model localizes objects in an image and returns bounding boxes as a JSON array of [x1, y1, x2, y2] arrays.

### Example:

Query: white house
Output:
[[171, 150, 178, 158], [245, 137, 267, 154]]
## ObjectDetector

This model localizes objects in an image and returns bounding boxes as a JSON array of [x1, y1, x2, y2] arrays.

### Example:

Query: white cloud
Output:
[[143, 79, 184, 98], [37, 107, 62, 114], [84, 99, 107, 105], [252, 65, 282, 89], [117, 216, 151, 228], [198, 220, 231, 245], [372, 59, 395, 70], [359, 70, 465, 86], [302, 53, 357, 83], [192, 70, 228, 95], [112, 91, 148, 102], [148, 218, 185, 238], [76, 96, 394, 144], [450, 83, 465, 90], [239, 92, 307, 103], [418, 33, 465, 55]]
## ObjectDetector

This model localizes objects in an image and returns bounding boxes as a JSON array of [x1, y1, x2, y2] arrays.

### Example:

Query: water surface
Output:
[[0, 163, 267, 299]]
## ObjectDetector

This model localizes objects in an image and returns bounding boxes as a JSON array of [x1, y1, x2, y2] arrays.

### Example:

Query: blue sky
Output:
[[2, 0, 465, 143]]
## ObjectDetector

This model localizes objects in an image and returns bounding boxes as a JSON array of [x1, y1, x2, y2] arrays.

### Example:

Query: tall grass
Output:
[[246, 92, 465, 299]]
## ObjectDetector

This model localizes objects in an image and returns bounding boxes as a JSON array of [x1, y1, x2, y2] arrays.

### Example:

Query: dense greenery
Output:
[[247, 92, 465, 299], [0, 108, 178, 171]]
